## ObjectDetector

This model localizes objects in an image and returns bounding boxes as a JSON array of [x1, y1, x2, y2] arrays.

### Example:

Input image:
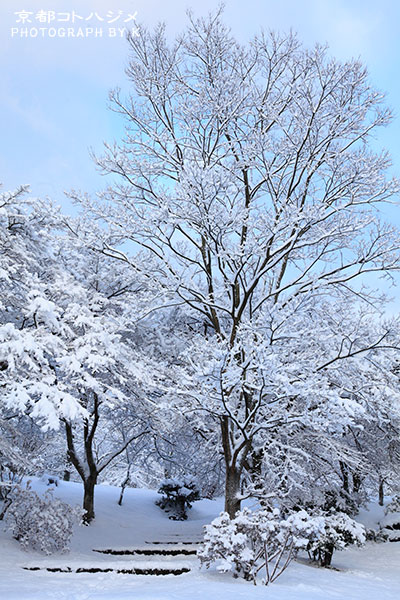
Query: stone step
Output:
[[93, 546, 198, 556], [23, 565, 191, 576], [145, 540, 202, 545]]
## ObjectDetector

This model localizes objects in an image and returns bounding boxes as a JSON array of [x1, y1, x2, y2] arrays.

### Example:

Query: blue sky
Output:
[[1, 1, 400, 226]]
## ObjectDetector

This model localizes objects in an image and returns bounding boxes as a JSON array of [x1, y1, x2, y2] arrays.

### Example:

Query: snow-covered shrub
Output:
[[156, 476, 201, 520], [199, 507, 366, 583], [381, 495, 400, 542], [385, 495, 400, 514], [365, 527, 388, 543], [307, 512, 366, 566], [321, 488, 363, 517], [6, 483, 82, 554], [199, 508, 323, 584], [40, 473, 59, 487]]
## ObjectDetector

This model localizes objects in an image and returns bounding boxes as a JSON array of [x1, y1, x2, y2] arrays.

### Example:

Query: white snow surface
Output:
[[0, 478, 399, 599]]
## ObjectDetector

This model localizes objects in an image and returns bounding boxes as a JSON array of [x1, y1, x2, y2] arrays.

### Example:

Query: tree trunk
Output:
[[352, 471, 362, 494], [63, 454, 72, 481], [225, 466, 241, 518], [83, 476, 97, 524], [378, 478, 385, 506], [175, 496, 186, 520], [118, 471, 130, 506], [339, 461, 350, 493], [221, 415, 244, 519], [320, 543, 334, 567], [0, 498, 12, 521]]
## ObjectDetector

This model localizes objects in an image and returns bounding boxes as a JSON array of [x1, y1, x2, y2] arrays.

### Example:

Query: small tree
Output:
[[156, 476, 201, 520]]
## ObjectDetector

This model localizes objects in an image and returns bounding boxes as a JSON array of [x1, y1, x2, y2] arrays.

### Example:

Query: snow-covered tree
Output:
[[0, 186, 89, 430], [43, 230, 163, 523], [0, 191, 160, 522], [73, 11, 400, 516], [59, 293, 153, 523]]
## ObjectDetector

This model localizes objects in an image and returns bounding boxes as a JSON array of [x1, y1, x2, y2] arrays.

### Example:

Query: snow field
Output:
[[0, 478, 399, 599]]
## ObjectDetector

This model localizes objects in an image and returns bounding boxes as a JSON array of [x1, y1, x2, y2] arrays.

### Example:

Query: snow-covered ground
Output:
[[1, 479, 399, 599]]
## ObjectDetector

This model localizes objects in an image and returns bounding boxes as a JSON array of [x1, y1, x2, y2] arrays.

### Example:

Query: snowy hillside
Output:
[[1, 479, 399, 600]]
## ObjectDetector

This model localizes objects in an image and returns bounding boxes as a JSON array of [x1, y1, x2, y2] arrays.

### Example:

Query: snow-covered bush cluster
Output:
[[307, 511, 366, 566], [199, 507, 365, 583], [5, 483, 82, 554], [381, 495, 400, 542], [156, 476, 201, 520]]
